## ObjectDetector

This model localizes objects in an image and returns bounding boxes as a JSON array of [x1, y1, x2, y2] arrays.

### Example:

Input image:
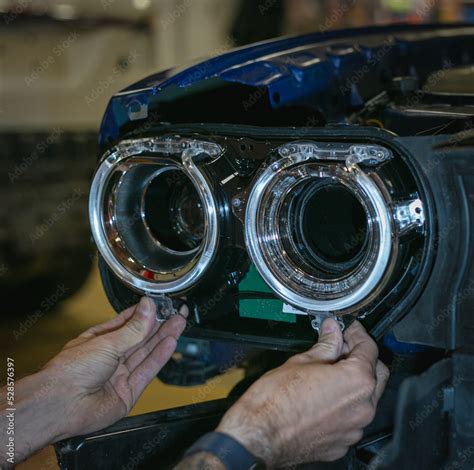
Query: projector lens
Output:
[[282, 181, 369, 277], [143, 170, 205, 252]]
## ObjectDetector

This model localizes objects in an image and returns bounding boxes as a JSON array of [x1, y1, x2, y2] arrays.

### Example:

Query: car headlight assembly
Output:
[[91, 127, 429, 344]]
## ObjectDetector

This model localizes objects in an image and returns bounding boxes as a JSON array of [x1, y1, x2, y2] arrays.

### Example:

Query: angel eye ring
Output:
[[244, 142, 396, 314], [89, 137, 222, 295]]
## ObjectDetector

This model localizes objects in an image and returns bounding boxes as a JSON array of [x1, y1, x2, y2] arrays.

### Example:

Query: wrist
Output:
[[216, 400, 280, 467]]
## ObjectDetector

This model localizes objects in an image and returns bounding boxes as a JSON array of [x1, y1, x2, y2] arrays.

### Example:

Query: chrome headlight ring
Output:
[[89, 137, 223, 295], [244, 142, 395, 314]]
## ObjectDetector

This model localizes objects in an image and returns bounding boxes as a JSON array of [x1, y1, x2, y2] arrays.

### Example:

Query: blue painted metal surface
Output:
[[99, 23, 472, 145]]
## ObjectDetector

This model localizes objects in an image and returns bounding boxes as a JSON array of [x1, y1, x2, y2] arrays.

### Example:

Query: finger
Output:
[[155, 311, 187, 341], [301, 318, 344, 363], [342, 342, 350, 356], [122, 316, 162, 361], [343, 429, 364, 447], [125, 312, 187, 372], [123, 301, 189, 363], [129, 336, 178, 400], [372, 360, 390, 404], [177, 302, 190, 319], [104, 297, 157, 357], [322, 446, 350, 462], [63, 302, 139, 349], [344, 321, 378, 368]]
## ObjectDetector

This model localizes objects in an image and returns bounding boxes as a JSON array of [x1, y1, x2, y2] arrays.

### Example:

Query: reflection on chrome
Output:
[[89, 137, 223, 295]]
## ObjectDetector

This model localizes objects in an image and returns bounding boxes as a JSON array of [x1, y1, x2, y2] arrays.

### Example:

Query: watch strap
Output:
[[184, 431, 266, 469]]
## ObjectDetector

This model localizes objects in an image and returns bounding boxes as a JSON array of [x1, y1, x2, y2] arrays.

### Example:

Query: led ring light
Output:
[[244, 145, 395, 313], [89, 137, 222, 295]]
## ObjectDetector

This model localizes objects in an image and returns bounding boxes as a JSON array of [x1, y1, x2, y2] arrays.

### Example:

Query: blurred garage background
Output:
[[0, 0, 473, 468]]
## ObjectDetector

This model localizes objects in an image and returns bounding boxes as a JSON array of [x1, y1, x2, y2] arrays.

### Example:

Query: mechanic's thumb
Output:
[[308, 318, 344, 363], [106, 296, 156, 356]]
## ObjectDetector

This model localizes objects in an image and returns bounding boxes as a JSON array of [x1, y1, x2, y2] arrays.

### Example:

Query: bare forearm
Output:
[[174, 452, 226, 470], [1, 370, 69, 467]]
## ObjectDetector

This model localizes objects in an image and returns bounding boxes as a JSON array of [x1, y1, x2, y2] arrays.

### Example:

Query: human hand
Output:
[[216, 319, 389, 467], [3, 297, 187, 464]]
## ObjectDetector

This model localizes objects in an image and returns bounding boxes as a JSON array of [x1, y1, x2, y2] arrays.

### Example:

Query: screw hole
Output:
[[273, 91, 280, 104]]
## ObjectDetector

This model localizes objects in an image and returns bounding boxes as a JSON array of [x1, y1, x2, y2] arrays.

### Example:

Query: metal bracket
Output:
[[277, 141, 392, 167], [146, 293, 177, 322], [308, 312, 345, 333], [393, 198, 425, 234]]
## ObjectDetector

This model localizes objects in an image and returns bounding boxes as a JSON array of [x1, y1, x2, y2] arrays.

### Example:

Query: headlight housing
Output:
[[90, 127, 429, 346]]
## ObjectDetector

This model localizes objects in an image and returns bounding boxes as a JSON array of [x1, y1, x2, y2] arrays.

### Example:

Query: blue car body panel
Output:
[[99, 23, 471, 145]]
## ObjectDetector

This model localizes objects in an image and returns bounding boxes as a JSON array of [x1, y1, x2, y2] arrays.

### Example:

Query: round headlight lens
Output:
[[143, 169, 205, 252], [281, 180, 369, 277], [245, 150, 394, 313], [89, 138, 221, 295]]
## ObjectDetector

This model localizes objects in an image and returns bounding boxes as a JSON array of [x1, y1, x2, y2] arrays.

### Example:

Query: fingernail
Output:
[[137, 297, 154, 317], [321, 318, 339, 335], [178, 303, 189, 319]]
